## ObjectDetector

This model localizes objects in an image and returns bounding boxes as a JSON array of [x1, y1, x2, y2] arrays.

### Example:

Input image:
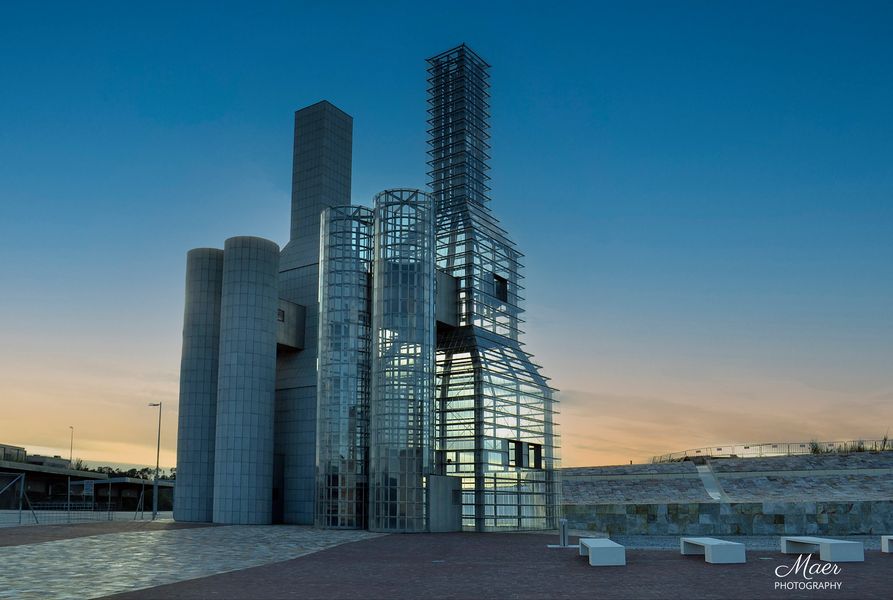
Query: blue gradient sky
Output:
[[1, 1, 891, 467]]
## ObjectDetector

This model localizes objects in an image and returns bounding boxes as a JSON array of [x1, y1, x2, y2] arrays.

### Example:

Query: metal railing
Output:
[[651, 439, 891, 463], [0, 472, 163, 527]]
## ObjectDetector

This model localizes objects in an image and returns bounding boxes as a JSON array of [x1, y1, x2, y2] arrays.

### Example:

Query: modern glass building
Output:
[[315, 205, 374, 529], [174, 44, 559, 532], [427, 45, 560, 531], [368, 189, 436, 532]]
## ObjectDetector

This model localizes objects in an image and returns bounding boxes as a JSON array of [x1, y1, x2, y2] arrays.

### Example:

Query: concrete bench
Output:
[[579, 538, 626, 566], [882, 536, 892, 553], [680, 537, 746, 564], [780, 536, 864, 562]]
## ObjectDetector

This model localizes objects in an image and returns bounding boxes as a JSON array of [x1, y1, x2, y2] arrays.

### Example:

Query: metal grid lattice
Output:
[[368, 189, 436, 532], [427, 44, 561, 531], [316, 205, 374, 528]]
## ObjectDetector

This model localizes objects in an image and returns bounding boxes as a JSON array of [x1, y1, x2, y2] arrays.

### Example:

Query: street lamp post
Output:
[[68, 426, 74, 522], [148, 402, 162, 520]]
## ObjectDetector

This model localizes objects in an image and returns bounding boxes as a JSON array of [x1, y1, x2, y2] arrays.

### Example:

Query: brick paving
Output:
[[108, 532, 892, 600]]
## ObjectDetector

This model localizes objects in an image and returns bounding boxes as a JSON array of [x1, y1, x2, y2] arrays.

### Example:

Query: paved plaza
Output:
[[0, 522, 382, 599], [109, 532, 889, 600], [1, 525, 890, 599], [0, 520, 205, 548]]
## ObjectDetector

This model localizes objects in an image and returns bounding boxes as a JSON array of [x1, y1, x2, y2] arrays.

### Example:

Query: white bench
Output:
[[780, 536, 864, 562], [882, 536, 892, 553], [680, 537, 746, 564], [579, 538, 626, 566]]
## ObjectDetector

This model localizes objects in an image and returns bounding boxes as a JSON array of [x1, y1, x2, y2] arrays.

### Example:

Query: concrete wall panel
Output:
[[213, 236, 280, 525], [174, 248, 224, 523]]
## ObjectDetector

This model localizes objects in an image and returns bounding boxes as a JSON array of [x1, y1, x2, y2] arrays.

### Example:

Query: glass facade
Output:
[[176, 45, 559, 533], [427, 45, 560, 531], [315, 206, 374, 529], [368, 189, 436, 532]]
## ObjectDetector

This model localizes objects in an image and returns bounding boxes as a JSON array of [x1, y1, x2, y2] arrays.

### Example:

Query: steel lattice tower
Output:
[[427, 44, 560, 531]]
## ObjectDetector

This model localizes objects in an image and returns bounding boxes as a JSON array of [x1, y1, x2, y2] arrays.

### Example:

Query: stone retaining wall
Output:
[[563, 501, 893, 536], [562, 476, 712, 504], [562, 453, 893, 504]]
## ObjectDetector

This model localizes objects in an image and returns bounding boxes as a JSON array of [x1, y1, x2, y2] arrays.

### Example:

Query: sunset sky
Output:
[[1, 1, 891, 468]]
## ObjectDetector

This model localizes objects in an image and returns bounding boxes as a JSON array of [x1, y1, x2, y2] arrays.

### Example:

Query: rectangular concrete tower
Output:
[[276, 101, 353, 524]]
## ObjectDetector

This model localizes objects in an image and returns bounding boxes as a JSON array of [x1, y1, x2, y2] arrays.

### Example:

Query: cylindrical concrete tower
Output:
[[213, 236, 280, 525], [316, 205, 374, 529], [174, 248, 224, 523], [368, 189, 436, 532]]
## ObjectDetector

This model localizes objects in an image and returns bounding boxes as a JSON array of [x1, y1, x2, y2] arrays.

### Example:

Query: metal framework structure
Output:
[[368, 189, 436, 532], [427, 44, 560, 531], [651, 439, 893, 463], [315, 205, 374, 528]]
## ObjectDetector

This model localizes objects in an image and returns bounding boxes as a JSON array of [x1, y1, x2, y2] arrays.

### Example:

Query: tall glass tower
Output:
[[367, 189, 436, 532], [427, 44, 560, 531], [315, 205, 374, 529]]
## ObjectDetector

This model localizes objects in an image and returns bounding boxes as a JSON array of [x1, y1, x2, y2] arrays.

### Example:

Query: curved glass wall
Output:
[[436, 330, 559, 531], [368, 189, 436, 532], [315, 205, 374, 529]]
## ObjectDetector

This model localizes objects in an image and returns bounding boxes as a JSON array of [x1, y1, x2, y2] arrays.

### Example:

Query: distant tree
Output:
[[69, 463, 176, 481], [847, 440, 866, 453]]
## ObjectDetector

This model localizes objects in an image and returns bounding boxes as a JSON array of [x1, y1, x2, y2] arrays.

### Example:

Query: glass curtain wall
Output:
[[316, 206, 374, 529], [436, 330, 560, 530], [427, 44, 560, 531], [368, 189, 436, 532]]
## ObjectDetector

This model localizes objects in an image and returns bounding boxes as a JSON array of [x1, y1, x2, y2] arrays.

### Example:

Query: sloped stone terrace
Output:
[[562, 452, 893, 504], [562, 462, 712, 504], [707, 452, 893, 472]]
